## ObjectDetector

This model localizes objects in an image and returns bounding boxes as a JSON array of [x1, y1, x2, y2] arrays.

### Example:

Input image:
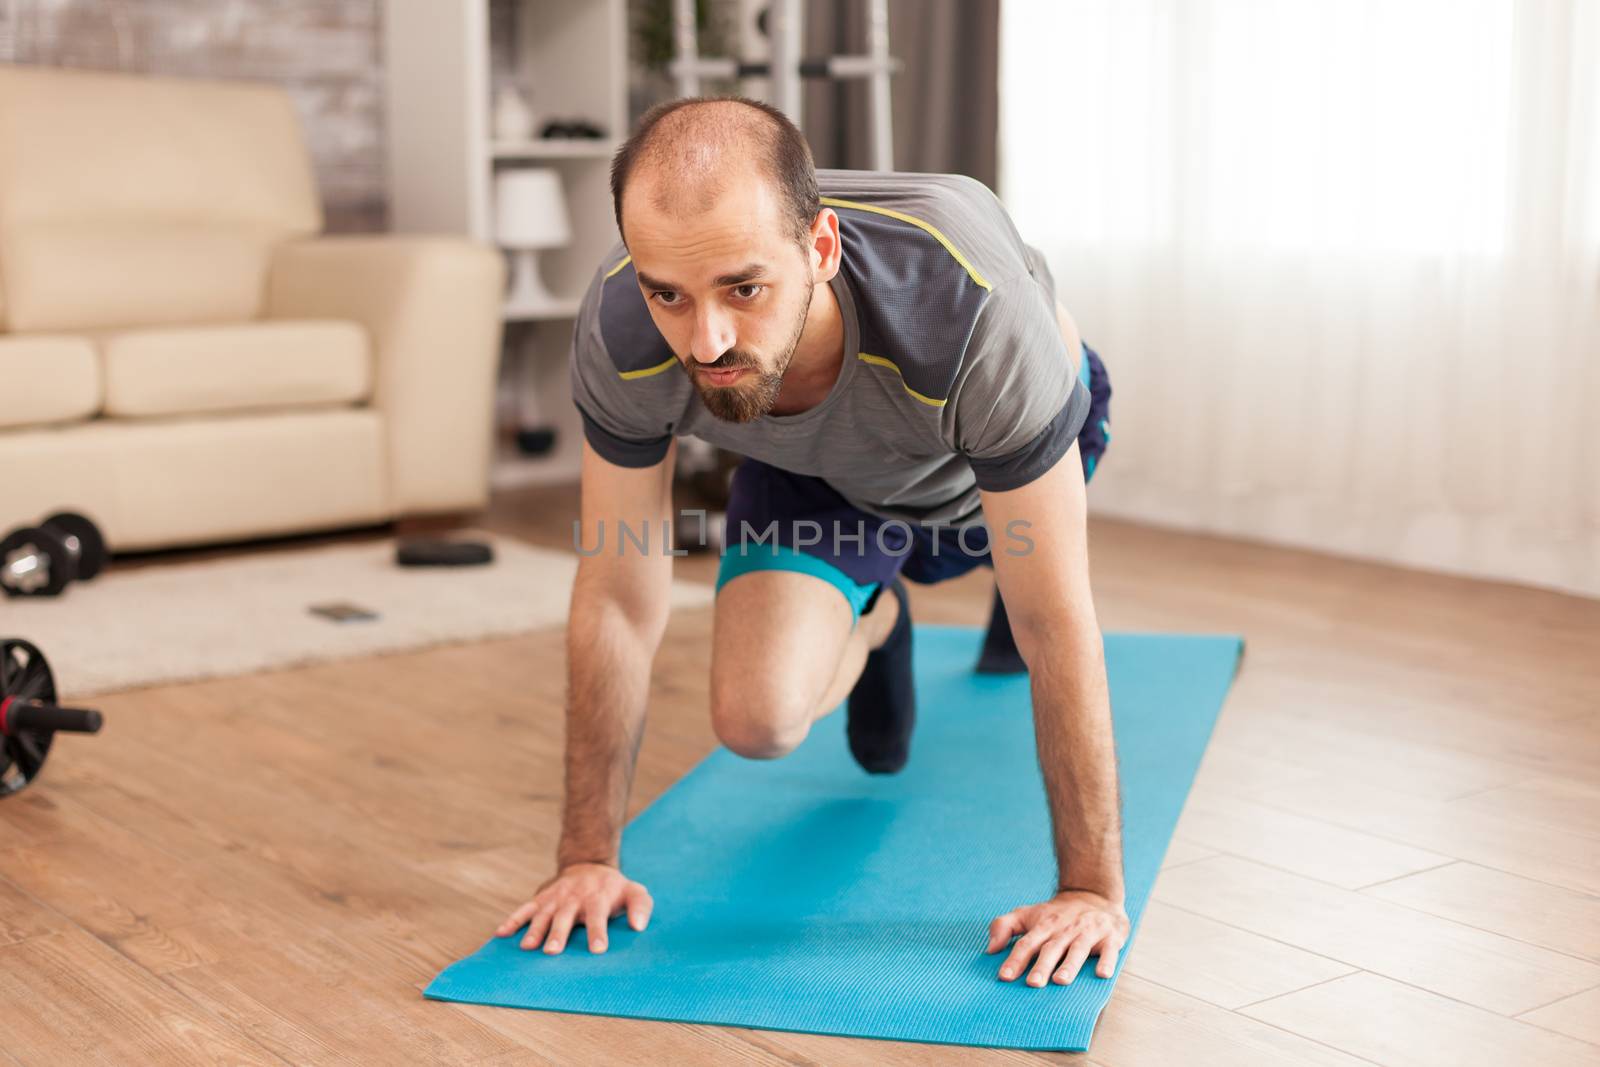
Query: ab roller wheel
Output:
[[0, 639, 104, 797], [1, 511, 108, 598]]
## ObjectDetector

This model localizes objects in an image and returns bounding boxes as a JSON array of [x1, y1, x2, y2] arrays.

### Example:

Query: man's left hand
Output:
[[985, 890, 1130, 986]]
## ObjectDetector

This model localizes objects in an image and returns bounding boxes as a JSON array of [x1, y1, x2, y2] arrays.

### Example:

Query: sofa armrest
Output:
[[265, 236, 505, 513]]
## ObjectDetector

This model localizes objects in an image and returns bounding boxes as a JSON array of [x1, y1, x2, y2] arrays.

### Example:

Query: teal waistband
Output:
[[715, 544, 880, 621]]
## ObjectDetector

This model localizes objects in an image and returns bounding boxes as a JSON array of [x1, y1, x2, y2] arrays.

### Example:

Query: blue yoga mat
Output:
[[425, 625, 1243, 1052]]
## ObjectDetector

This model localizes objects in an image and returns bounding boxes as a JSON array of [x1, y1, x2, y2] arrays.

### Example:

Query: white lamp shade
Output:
[[495, 168, 572, 249]]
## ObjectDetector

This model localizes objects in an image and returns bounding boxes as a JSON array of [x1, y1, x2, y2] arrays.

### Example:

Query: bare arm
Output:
[[496, 436, 676, 954], [980, 443, 1123, 900], [558, 436, 678, 868], [978, 441, 1129, 986]]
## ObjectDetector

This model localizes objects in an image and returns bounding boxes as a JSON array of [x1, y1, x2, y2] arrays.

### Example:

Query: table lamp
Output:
[[495, 167, 572, 314]]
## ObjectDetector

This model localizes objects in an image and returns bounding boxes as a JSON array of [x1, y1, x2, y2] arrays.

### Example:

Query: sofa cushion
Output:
[[0, 408, 389, 551], [0, 334, 100, 429], [99, 319, 372, 418], [2, 223, 277, 333]]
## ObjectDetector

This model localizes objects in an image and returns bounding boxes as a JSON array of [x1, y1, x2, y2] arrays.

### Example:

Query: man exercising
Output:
[[495, 96, 1126, 990]]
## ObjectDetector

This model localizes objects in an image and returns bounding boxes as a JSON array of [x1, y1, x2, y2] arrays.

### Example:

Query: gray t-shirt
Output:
[[569, 168, 1091, 527]]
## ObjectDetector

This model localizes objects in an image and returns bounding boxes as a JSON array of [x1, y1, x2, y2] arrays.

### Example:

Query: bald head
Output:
[[610, 95, 820, 248]]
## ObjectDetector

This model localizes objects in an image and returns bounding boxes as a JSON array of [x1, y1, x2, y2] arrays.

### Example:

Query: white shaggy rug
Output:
[[0, 532, 714, 698]]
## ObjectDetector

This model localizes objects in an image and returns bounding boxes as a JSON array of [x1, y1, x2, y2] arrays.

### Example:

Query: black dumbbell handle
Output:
[[0, 696, 103, 735]]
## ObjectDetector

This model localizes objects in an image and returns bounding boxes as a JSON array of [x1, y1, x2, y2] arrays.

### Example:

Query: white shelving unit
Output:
[[383, 0, 629, 488], [491, 138, 618, 160]]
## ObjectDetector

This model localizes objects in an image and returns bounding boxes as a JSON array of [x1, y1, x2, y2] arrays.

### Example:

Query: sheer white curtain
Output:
[[1000, 0, 1600, 598]]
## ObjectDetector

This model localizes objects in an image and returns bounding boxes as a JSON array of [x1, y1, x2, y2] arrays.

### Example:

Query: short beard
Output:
[[692, 282, 813, 424]]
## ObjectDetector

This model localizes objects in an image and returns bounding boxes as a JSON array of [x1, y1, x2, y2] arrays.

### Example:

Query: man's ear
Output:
[[809, 207, 842, 283]]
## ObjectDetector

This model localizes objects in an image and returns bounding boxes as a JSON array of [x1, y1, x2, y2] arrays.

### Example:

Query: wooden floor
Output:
[[2, 483, 1598, 1066]]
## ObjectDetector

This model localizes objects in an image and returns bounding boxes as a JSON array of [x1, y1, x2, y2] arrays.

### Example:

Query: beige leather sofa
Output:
[[0, 65, 506, 552]]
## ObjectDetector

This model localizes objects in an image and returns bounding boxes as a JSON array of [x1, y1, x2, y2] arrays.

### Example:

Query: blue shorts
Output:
[[715, 344, 1112, 618]]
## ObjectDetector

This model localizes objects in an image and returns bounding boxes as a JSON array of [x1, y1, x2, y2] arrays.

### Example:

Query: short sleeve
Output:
[[569, 266, 674, 468], [948, 274, 1091, 493]]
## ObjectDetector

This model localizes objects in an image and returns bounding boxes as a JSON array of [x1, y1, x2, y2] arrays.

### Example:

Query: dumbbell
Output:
[[0, 638, 103, 797], [0, 511, 107, 598]]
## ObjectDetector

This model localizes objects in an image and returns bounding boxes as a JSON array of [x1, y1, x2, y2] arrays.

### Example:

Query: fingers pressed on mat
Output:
[[544, 903, 579, 952], [1029, 935, 1072, 987], [521, 905, 557, 949], [624, 884, 653, 930], [585, 901, 610, 952]]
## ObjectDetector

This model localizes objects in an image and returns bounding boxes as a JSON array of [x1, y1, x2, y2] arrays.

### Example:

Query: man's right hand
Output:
[[495, 862, 654, 954]]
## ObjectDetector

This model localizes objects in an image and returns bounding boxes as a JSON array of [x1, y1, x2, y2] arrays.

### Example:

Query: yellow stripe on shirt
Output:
[[618, 354, 677, 380], [604, 254, 673, 379], [857, 352, 947, 407], [820, 197, 993, 292]]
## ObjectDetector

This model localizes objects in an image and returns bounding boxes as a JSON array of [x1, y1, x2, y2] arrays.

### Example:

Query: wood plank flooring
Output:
[[2, 483, 1597, 1065]]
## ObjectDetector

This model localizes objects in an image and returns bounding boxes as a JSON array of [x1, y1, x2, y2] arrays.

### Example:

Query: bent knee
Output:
[[710, 685, 811, 759]]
